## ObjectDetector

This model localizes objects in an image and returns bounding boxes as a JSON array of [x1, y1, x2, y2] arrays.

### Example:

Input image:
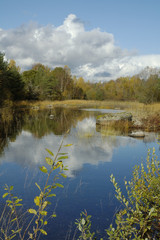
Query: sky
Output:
[[0, 0, 160, 81]]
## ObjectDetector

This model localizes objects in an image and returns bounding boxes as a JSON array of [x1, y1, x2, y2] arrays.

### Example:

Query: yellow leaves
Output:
[[2, 193, 9, 198], [42, 201, 48, 210], [47, 193, 56, 197], [57, 156, 68, 160], [54, 161, 63, 170], [34, 196, 40, 206], [60, 173, 67, 178], [39, 166, 48, 173], [64, 144, 73, 147], [45, 157, 53, 166], [35, 182, 41, 191], [40, 229, 47, 235], [55, 183, 64, 188], [28, 209, 37, 215], [40, 210, 47, 216], [45, 148, 54, 157]]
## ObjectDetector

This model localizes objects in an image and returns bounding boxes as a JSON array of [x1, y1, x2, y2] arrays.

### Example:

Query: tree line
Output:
[[0, 52, 160, 106]]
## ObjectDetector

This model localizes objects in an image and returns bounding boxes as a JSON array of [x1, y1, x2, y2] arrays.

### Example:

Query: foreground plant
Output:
[[1, 135, 71, 240], [107, 147, 160, 239], [75, 210, 96, 240]]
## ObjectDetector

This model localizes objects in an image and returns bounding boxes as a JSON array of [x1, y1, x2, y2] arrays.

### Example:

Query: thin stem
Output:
[[33, 134, 66, 240]]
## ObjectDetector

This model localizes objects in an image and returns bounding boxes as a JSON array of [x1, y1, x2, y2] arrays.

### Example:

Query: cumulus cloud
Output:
[[0, 14, 160, 81]]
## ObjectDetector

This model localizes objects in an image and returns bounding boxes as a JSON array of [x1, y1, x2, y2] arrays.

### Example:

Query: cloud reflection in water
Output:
[[1, 117, 153, 178]]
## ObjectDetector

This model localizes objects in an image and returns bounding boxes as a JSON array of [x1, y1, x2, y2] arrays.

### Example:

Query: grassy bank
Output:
[[15, 100, 160, 131], [14, 99, 147, 110], [14, 99, 160, 116]]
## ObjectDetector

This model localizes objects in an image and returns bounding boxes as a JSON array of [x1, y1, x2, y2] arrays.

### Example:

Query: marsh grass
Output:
[[14, 99, 160, 113], [14, 100, 160, 131]]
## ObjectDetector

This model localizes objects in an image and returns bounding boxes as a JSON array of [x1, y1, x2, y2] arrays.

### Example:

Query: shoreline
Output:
[[2, 99, 160, 132]]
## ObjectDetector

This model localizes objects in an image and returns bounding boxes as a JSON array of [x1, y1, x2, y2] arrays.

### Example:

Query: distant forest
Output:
[[0, 52, 160, 106]]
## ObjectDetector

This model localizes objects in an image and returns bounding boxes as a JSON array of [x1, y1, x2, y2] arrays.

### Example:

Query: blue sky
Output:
[[1, 0, 160, 81]]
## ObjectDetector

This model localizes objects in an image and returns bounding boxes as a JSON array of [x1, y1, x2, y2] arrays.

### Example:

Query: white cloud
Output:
[[0, 14, 160, 81]]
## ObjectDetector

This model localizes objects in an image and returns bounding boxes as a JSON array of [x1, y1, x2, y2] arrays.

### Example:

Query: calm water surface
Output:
[[0, 107, 159, 239]]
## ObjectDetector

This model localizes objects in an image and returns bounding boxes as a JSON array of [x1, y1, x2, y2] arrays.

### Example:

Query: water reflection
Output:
[[0, 113, 137, 179], [0, 107, 89, 155], [23, 107, 90, 137], [0, 108, 24, 156], [0, 107, 160, 239], [0, 108, 159, 174], [76, 117, 96, 138]]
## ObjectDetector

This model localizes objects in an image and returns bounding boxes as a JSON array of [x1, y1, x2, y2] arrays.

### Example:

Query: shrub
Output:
[[107, 147, 160, 239], [0, 136, 70, 240]]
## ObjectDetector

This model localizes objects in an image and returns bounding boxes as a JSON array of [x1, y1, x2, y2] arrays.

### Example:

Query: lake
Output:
[[0, 107, 159, 239]]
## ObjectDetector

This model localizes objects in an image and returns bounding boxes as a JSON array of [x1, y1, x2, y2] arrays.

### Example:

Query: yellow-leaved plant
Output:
[[1, 134, 71, 240]]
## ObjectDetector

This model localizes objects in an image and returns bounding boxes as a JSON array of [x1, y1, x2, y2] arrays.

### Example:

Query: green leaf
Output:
[[64, 144, 73, 147], [60, 173, 67, 178], [51, 214, 56, 218], [11, 218, 17, 222], [55, 183, 64, 188], [10, 234, 16, 239], [44, 221, 48, 225], [10, 186, 13, 191], [40, 229, 47, 235], [28, 209, 37, 215], [57, 156, 68, 160], [39, 166, 48, 173], [35, 182, 41, 191], [45, 157, 53, 166], [47, 193, 56, 197], [63, 167, 68, 171], [58, 153, 68, 155], [2, 193, 9, 198], [45, 148, 54, 157]]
